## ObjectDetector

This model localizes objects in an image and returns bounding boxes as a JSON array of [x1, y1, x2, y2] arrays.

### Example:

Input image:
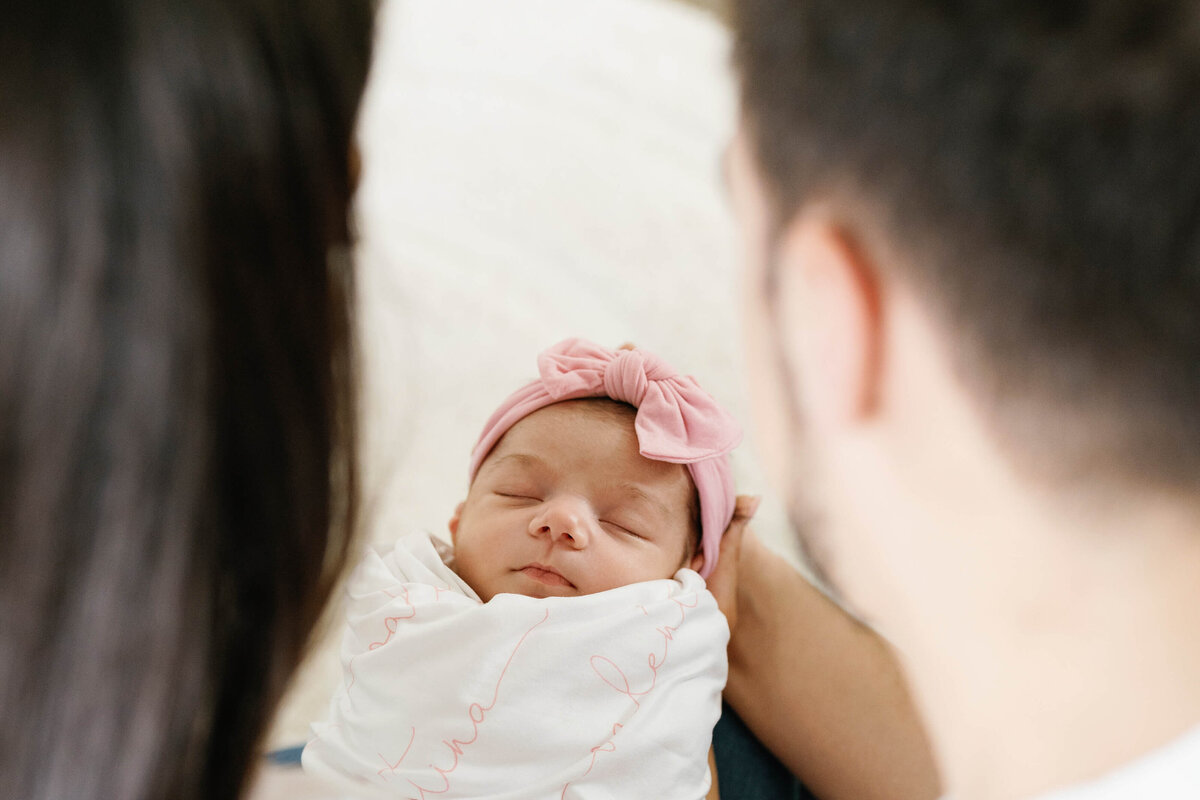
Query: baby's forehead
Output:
[[479, 401, 695, 499], [489, 399, 638, 451], [538, 396, 639, 426]]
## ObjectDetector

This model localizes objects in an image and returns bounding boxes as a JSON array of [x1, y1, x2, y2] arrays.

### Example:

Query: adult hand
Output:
[[720, 518, 942, 800], [705, 494, 761, 633]]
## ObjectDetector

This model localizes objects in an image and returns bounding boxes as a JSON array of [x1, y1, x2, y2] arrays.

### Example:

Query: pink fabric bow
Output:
[[468, 338, 742, 577]]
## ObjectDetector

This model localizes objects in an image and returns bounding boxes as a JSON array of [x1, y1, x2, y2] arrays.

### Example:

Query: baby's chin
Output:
[[471, 568, 681, 602], [461, 572, 576, 602], [472, 570, 612, 601], [498, 570, 675, 600], [513, 583, 583, 599]]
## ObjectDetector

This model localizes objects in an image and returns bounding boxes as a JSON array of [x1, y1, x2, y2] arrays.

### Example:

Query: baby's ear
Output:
[[688, 551, 705, 573], [448, 501, 466, 544]]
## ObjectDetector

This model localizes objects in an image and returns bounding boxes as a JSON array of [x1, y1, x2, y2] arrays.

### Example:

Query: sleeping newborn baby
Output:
[[303, 338, 742, 799]]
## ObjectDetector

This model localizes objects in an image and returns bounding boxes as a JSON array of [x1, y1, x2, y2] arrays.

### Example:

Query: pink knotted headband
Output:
[[468, 338, 742, 578]]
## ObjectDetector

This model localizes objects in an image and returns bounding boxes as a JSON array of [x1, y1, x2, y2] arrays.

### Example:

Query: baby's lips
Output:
[[520, 563, 575, 588]]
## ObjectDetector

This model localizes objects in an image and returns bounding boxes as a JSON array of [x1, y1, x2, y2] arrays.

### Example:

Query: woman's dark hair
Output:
[[0, 2, 373, 798], [733, 0, 1200, 488]]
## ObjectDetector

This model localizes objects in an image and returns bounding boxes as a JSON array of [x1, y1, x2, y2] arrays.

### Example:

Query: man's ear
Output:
[[775, 213, 882, 426], [448, 501, 466, 544]]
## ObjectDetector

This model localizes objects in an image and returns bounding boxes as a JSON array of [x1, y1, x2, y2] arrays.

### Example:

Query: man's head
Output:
[[728, 1, 1200, 618], [451, 399, 703, 601]]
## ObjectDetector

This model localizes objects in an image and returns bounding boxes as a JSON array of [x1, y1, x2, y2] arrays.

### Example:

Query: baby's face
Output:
[[450, 400, 702, 601]]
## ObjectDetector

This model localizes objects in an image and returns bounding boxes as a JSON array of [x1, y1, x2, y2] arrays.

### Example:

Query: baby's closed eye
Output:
[[600, 519, 647, 539], [494, 489, 541, 502]]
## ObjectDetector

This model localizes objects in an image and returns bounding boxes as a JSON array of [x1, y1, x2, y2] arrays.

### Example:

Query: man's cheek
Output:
[[743, 287, 793, 493]]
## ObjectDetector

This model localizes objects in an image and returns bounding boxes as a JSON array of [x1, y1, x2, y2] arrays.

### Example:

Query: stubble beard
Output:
[[763, 249, 853, 611]]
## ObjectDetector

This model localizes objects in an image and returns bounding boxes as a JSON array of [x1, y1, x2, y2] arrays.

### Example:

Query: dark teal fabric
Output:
[[265, 745, 304, 766], [713, 702, 816, 800]]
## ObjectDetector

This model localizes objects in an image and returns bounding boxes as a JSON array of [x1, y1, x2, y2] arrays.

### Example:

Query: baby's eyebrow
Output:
[[616, 482, 672, 519], [480, 452, 546, 475]]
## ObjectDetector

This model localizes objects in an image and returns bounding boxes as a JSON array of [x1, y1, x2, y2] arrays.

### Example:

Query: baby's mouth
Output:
[[519, 563, 574, 588]]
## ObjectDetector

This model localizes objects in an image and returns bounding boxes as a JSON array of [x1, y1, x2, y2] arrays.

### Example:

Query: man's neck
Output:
[[900, 494, 1200, 800]]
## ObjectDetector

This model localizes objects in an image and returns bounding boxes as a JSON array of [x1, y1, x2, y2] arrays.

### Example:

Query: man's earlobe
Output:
[[448, 501, 466, 543]]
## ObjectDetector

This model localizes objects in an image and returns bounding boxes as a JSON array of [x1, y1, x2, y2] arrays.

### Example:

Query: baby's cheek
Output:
[[453, 547, 494, 600], [579, 559, 633, 594], [596, 548, 677, 592]]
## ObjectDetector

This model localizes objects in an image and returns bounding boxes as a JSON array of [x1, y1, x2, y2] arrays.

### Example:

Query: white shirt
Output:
[[943, 724, 1200, 800], [1033, 724, 1200, 799]]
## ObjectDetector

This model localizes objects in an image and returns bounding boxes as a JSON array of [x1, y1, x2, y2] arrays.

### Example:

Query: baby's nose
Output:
[[530, 496, 592, 547]]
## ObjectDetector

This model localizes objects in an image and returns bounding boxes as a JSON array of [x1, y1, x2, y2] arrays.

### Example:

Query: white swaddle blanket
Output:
[[304, 532, 729, 799]]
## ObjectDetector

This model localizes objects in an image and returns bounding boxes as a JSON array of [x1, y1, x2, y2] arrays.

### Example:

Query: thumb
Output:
[[706, 495, 761, 628]]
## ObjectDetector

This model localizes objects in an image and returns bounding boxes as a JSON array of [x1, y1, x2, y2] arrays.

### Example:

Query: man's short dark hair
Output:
[[733, 0, 1200, 488]]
